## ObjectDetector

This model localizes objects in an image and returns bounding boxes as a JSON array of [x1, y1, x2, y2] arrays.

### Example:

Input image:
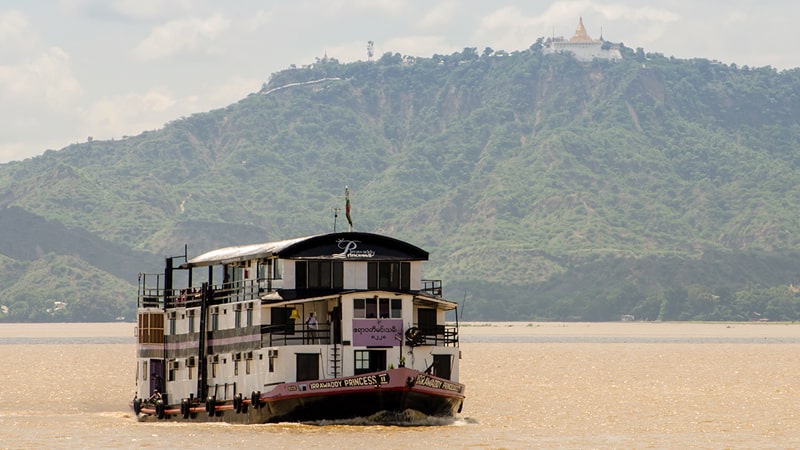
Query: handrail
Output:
[[420, 279, 443, 297], [408, 323, 459, 347], [261, 324, 331, 346], [138, 277, 285, 309]]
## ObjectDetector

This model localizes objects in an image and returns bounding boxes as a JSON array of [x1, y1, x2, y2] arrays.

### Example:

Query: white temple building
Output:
[[544, 18, 622, 62]]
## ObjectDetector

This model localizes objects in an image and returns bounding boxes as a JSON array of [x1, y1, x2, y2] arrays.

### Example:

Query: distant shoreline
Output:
[[1, 321, 798, 339]]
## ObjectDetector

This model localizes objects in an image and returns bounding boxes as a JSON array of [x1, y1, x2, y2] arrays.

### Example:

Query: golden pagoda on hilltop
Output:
[[570, 17, 593, 42], [544, 17, 621, 62]]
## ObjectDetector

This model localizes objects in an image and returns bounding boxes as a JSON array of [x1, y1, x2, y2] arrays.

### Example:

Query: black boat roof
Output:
[[182, 232, 430, 268]]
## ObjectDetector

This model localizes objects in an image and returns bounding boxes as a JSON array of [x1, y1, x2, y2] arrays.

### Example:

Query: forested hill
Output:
[[2, 42, 800, 322]]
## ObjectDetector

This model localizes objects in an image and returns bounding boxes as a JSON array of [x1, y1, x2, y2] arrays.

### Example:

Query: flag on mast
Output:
[[345, 186, 353, 230]]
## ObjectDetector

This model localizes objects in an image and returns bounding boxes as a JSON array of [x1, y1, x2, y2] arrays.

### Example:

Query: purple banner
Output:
[[352, 319, 403, 346]]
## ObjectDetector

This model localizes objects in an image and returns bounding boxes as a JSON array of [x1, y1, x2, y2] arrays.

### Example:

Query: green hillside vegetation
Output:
[[2, 41, 800, 322]]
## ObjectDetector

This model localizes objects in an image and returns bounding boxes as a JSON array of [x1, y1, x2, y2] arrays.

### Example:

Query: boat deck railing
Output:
[[420, 279, 443, 297], [137, 275, 282, 309], [260, 323, 333, 346], [409, 323, 459, 347]]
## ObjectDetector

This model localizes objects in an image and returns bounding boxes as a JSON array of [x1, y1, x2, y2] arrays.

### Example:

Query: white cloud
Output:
[[0, 46, 83, 107], [133, 14, 232, 60], [83, 89, 178, 139], [243, 9, 272, 32], [321, 0, 408, 15], [80, 75, 259, 144], [0, 141, 49, 163], [107, 0, 197, 20], [205, 75, 263, 106], [591, 3, 681, 23], [58, 0, 197, 21], [382, 35, 458, 58], [473, 6, 540, 52], [419, 0, 458, 29], [0, 9, 39, 58]]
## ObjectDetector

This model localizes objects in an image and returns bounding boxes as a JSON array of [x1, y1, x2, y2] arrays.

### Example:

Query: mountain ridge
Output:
[[2, 43, 800, 321]]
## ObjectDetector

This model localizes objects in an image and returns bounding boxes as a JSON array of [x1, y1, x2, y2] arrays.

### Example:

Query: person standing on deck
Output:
[[305, 311, 318, 343]]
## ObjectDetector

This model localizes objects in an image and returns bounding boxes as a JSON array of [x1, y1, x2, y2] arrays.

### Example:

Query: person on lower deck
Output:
[[305, 311, 318, 343]]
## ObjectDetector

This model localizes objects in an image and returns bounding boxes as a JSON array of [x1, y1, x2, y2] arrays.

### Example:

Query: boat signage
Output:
[[333, 239, 375, 258], [414, 374, 464, 393], [306, 373, 391, 391], [352, 319, 403, 346]]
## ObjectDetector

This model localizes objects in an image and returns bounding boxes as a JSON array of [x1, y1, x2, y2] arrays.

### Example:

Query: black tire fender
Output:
[[155, 399, 165, 419], [234, 393, 243, 413], [206, 396, 216, 417], [181, 398, 190, 419]]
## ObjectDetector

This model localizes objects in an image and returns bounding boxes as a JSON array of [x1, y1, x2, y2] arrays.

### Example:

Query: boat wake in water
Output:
[[307, 409, 472, 427]]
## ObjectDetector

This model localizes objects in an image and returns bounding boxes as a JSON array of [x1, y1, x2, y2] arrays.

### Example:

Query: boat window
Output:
[[367, 262, 411, 290], [354, 350, 387, 375], [353, 298, 365, 318], [378, 298, 390, 318], [295, 261, 343, 289], [391, 299, 402, 318], [138, 312, 164, 344], [354, 298, 401, 319], [366, 297, 377, 318], [211, 310, 219, 331], [355, 350, 369, 372], [273, 259, 281, 280]]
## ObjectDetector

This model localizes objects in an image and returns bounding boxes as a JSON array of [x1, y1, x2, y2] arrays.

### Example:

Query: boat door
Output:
[[296, 354, 320, 381], [149, 359, 164, 394], [417, 308, 437, 334], [432, 354, 452, 379], [331, 305, 342, 344]]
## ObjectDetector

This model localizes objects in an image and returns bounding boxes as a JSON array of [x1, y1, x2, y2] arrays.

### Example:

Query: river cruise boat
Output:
[[131, 231, 464, 423]]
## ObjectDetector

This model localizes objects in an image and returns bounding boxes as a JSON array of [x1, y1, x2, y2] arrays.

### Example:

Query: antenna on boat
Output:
[[332, 207, 340, 232], [459, 291, 467, 321]]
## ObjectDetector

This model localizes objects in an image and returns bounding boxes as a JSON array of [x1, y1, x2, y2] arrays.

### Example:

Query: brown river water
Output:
[[1, 321, 799, 449]]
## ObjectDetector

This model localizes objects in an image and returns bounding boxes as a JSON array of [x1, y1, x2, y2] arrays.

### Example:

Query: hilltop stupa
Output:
[[544, 17, 622, 62]]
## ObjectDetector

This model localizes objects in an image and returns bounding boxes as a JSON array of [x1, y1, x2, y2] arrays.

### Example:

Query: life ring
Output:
[[206, 396, 216, 417], [405, 327, 421, 346], [251, 391, 261, 409], [132, 397, 142, 415], [155, 399, 165, 419]]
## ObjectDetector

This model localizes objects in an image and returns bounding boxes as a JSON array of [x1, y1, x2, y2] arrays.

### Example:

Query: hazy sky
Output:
[[1, 1, 798, 163]]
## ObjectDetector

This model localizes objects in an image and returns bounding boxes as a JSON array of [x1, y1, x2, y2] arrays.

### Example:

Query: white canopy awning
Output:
[[183, 235, 317, 268]]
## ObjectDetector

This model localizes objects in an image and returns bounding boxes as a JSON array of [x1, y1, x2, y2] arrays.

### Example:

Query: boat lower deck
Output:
[[133, 367, 465, 424]]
